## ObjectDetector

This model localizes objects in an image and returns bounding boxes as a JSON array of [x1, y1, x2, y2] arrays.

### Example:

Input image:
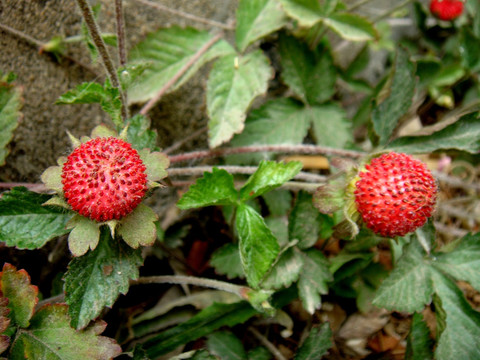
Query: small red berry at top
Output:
[[430, 0, 464, 21]]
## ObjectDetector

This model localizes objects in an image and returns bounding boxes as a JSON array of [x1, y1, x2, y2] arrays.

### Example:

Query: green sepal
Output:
[[90, 124, 118, 139], [66, 215, 101, 256], [118, 204, 158, 248], [42, 196, 71, 210], [138, 149, 170, 182], [40, 166, 63, 194]]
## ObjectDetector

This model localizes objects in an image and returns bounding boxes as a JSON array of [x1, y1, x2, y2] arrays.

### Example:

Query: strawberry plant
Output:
[[0, 0, 480, 359]]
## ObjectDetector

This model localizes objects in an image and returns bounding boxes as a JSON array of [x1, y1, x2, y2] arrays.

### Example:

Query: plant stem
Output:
[[0, 22, 44, 48], [373, 0, 414, 22], [133, 0, 235, 30], [139, 31, 223, 116], [169, 145, 365, 164], [115, 0, 128, 67], [131, 275, 250, 300], [249, 327, 288, 360]]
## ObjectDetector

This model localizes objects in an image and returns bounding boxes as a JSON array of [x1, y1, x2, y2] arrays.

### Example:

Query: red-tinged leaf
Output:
[[0, 297, 9, 354], [9, 304, 122, 360], [0, 263, 38, 328]]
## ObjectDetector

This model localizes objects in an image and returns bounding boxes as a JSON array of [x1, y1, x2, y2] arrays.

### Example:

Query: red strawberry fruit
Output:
[[354, 152, 437, 238], [430, 0, 464, 21], [62, 137, 148, 222]]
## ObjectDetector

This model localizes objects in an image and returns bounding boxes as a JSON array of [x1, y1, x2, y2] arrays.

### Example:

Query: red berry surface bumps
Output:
[[62, 137, 148, 222], [354, 152, 437, 238], [430, 0, 464, 21]]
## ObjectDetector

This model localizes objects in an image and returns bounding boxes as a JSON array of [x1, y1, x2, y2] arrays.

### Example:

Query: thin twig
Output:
[[139, 31, 223, 116], [169, 145, 365, 164], [133, 0, 235, 30], [0, 22, 44, 48], [347, 0, 377, 12], [249, 327, 288, 360], [163, 126, 208, 155], [115, 0, 128, 67], [372, 0, 414, 22]]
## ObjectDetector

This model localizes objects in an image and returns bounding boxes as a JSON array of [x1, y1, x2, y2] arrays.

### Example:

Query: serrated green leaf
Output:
[[262, 247, 304, 290], [0, 79, 22, 166], [0, 187, 73, 250], [64, 228, 142, 330], [289, 191, 321, 249], [236, 0, 288, 52], [118, 204, 158, 248], [297, 249, 332, 314], [248, 347, 271, 360], [431, 270, 480, 360], [143, 301, 257, 358], [210, 243, 245, 279], [236, 204, 280, 288], [207, 331, 247, 360], [279, 34, 336, 105], [177, 168, 238, 209], [405, 312, 433, 360], [263, 190, 292, 217], [0, 264, 38, 329], [389, 113, 480, 154], [295, 322, 333, 360], [278, 0, 323, 27], [323, 13, 376, 41], [228, 98, 311, 164], [265, 216, 289, 247], [240, 161, 302, 201], [9, 304, 121, 360], [372, 47, 416, 145], [309, 104, 352, 148], [373, 239, 433, 313], [207, 51, 272, 148], [128, 26, 234, 104], [126, 115, 158, 150]]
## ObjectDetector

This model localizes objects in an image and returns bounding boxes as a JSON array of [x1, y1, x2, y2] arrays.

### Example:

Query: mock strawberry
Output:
[[430, 0, 464, 21], [62, 137, 148, 222], [354, 152, 437, 238]]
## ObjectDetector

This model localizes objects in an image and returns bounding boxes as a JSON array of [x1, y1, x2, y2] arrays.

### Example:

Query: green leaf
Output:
[[295, 322, 333, 360], [0, 187, 73, 250], [0, 78, 22, 166], [128, 26, 234, 103], [309, 104, 352, 148], [207, 51, 272, 148], [278, 0, 323, 27], [263, 190, 292, 217], [177, 168, 238, 209], [278, 34, 336, 105], [262, 247, 304, 290], [373, 239, 433, 313], [289, 191, 321, 249], [431, 270, 480, 360], [118, 204, 158, 248], [192, 350, 217, 360], [236, 204, 280, 288], [240, 161, 303, 201], [143, 301, 257, 358], [64, 228, 142, 330], [0, 264, 38, 328], [126, 115, 158, 150], [210, 243, 245, 279], [228, 98, 311, 164], [297, 249, 332, 314], [9, 304, 121, 360], [405, 312, 433, 360], [460, 27, 480, 73], [371, 47, 416, 145], [323, 13, 376, 41], [66, 215, 101, 256], [236, 0, 288, 52], [248, 347, 271, 360], [389, 113, 480, 154], [207, 331, 248, 360]]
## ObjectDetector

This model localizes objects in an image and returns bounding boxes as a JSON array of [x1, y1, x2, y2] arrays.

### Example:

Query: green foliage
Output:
[[322, 13, 377, 41], [126, 114, 158, 150], [210, 243, 245, 279], [295, 323, 333, 360], [405, 313, 433, 360], [207, 331, 248, 360], [0, 74, 22, 166]]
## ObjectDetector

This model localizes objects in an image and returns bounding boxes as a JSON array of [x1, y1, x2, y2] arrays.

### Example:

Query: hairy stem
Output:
[[114, 0, 128, 67]]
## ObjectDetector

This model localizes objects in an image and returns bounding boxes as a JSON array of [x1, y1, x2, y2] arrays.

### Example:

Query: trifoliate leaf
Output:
[[9, 304, 121, 360], [66, 215, 101, 256], [297, 249, 332, 314], [177, 168, 238, 209], [289, 191, 321, 249], [128, 26, 234, 103], [236, 0, 288, 52], [210, 243, 245, 279], [0, 76, 22, 166], [0, 187, 73, 250], [262, 247, 304, 290], [405, 312, 433, 360], [207, 331, 248, 360], [118, 204, 158, 248], [0, 263, 38, 328], [373, 239, 433, 313], [323, 13, 377, 41], [295, 322, 333, 360], [64, 228, 142, 329], [236, 204, 280, 288], [207, 51, 273, 148], [308, 104, 352, 148], [239, 160, 303, 201], [127, 114, 158, 151]]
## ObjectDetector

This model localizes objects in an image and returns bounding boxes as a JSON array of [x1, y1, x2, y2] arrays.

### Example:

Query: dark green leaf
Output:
[[126, 115, 158, 151], [323, 13, 376, 41], [177, 168, 238, 209], [262, 247, 304, 290], [210, 243, 245, 279], [236, 204, 280, 288], [192, 350, 218, 360], [309, 104, 352, 148], [405, 312, 433, 360], [240, 161, 303, 201], [389, 113, 480, 154], [64, 228, 142, 329], [0, 187, 73, 250], [143, 301, 257, 358], [236, 0, 288, 52], [0, 78, 22, 166], [207, 51, 273, 148], [207, 331, 248, 360], [279, 34, 336, 105], [295, 323, 332, 360], [371, 47, 416, 145], [263, 190, 293, 217], [131, 344, 150, 360], [289, 191, 321, 249], [460, 27, 480, 73], [248, 346, 271, 360]]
